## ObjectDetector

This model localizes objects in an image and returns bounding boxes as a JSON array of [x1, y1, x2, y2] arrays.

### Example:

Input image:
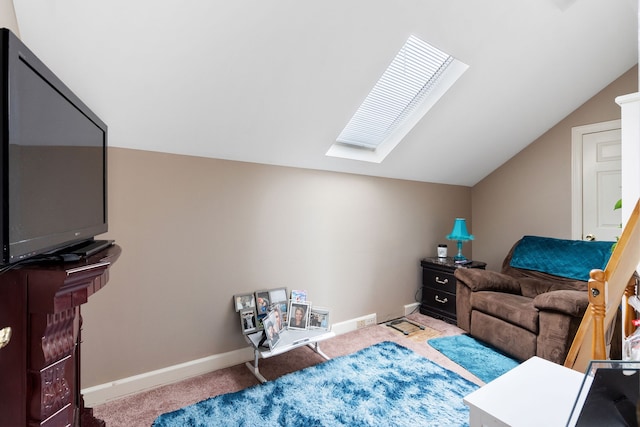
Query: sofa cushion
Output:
[[519, 277, 587, 299], [519, 278, 554, 298], [471, 291, 539, 334]]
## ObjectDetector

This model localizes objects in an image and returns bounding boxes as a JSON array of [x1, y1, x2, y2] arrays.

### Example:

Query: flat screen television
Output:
[[0, 28, 108, 265]]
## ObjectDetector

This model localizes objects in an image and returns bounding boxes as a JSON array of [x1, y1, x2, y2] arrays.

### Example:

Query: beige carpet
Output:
[[92, 313, 480, 427]]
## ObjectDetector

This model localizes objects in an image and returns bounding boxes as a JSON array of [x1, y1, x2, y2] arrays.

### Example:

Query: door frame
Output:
[[571, 119, 621, 240]]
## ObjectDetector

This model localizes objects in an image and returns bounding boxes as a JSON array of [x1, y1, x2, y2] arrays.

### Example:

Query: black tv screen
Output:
[[1, 29, 107, 264]]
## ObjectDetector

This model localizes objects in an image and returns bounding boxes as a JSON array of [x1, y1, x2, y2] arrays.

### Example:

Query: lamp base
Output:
[[454, 240, 466, 261]]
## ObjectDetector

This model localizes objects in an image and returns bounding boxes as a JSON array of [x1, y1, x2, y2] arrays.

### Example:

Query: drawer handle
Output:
[[0, 327, 11, 349], [434, 295, 448, 304], [435, 276, 449, 285]]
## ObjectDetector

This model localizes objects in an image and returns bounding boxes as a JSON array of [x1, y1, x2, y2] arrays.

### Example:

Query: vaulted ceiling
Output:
[[14, 0, 638, 186]]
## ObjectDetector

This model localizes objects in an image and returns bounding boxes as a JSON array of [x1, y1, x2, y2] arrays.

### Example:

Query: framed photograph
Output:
[[255, 290, 271, 315], [269, 287, 288, 305], [262, 309, 281, 350], [309, 307, 330, 330], [291, 289, 307, 302], [269, 287, 288, 324], [275, 301, 288, 323], [271, 304, 285, 332], [256, 313, 266, 331], [239, 309, 258, 334], [233, 293, 256, 312], [288, 301, 311, 330]]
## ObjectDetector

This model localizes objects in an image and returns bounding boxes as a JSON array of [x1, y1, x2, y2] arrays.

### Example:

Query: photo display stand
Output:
[[235, 288, 335, 383], [244, 328, 335, 383]]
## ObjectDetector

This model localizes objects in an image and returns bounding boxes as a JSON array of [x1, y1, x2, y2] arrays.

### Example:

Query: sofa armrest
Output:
[[533, 290, 588, 317], [454, 268, 521, 294]]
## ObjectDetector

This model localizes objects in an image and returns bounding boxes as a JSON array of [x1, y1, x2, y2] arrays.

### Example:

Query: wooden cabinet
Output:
[[0, 244, 121, 427], [420, 257, 485, 324]]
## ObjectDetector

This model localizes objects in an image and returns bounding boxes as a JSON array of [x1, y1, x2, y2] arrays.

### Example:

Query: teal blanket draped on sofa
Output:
[[509, 235, 614, 282]]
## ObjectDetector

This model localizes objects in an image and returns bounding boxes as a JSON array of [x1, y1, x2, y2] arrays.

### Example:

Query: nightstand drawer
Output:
[[420, 287, 456, 323], [422, 269, 456, 294], [422, 287, 456, 315]]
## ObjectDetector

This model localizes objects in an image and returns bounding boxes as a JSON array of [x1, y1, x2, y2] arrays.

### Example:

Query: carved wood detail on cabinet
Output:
[[0, 244, 121, 427]]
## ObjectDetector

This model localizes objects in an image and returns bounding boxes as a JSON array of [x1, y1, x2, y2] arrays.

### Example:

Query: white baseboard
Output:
[[331, 313, 377, 335], [82, 346, 254, 407], [83, 312, 377, 407], [404, 302, 420, 316]]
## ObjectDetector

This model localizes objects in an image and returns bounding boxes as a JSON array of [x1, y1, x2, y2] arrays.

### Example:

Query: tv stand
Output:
[[67, 239, 115, 257], [0, 244, 121, 427]]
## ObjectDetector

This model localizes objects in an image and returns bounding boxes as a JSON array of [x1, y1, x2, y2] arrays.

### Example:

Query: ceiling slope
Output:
[[13, 0, 638, 186]]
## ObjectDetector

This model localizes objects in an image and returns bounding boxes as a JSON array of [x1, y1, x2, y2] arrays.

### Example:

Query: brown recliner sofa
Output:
[[455, 235, 614, 365]]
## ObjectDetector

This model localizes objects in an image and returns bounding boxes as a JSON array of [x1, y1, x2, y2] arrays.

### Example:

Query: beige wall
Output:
[[472, 65, 638, 271], [80, 148, 471, 387], [80, 65, 638, 389]]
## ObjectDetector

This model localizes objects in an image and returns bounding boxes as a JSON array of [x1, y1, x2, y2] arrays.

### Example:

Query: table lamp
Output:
[[446, 218, 474, 261]]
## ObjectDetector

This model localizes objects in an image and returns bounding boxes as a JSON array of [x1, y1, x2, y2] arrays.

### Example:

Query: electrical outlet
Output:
[[355, 314, 376, 329]]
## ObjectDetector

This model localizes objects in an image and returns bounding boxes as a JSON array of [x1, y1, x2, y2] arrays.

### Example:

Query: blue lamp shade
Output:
[[447, 218, 474, 241], [446, 218, 474, 261]]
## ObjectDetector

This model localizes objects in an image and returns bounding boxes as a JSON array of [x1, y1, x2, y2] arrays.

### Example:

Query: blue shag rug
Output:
[[153, 341, 479, 427], [427, 334, 520, 383]]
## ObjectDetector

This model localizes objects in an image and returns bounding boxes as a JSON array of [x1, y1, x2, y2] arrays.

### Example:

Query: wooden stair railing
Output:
[[564, 198, 640, 372]]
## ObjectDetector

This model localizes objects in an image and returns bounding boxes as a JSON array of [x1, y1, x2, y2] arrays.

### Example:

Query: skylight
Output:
[[327, 35, 468, 163]]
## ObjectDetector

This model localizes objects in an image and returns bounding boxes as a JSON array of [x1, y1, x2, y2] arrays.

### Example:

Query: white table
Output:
[[463, 356, 584, 427], [245, 328, 335, 383]]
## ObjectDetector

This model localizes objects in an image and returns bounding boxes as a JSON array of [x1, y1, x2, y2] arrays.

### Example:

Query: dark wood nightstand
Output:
[[420, 257, 486, 324]]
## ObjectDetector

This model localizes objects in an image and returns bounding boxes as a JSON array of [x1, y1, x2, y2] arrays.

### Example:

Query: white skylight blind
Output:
[[328, 35, 468, 163]]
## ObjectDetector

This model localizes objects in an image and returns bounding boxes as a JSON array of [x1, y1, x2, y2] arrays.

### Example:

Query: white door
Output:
[[572, 121, 621, 242]]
